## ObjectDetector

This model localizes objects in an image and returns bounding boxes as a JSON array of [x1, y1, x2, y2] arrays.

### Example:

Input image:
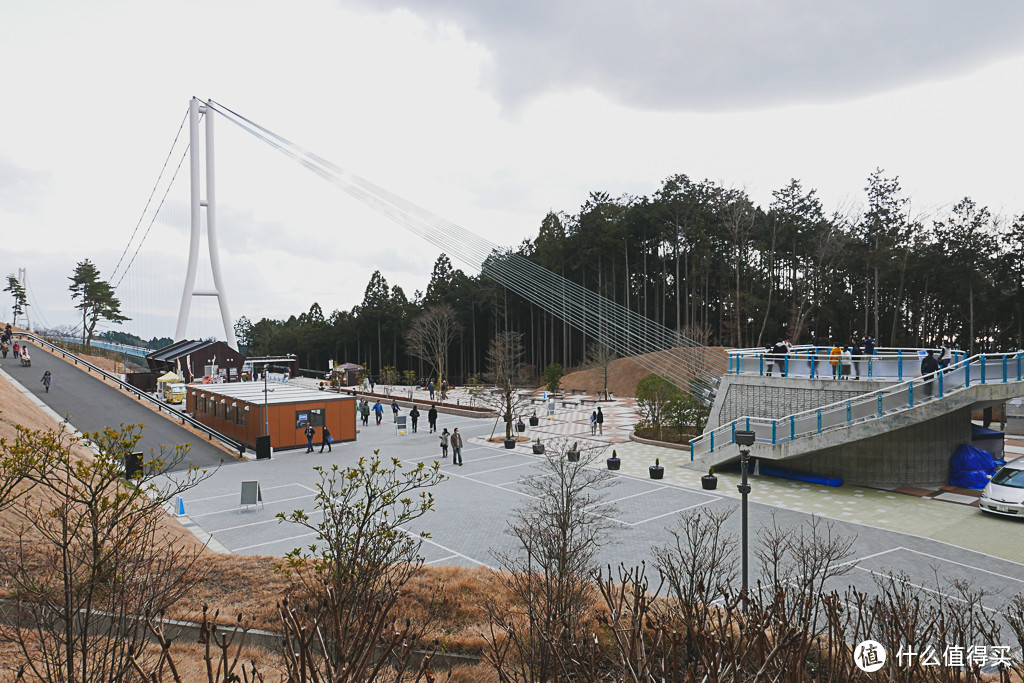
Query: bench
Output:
[[561, 400, 580, 408], [530, 397, 547, 404]]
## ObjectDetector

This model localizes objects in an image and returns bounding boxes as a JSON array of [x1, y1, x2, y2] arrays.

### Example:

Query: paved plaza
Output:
[[163, 403, 1024, 615], [5, 350, 1024, 614]]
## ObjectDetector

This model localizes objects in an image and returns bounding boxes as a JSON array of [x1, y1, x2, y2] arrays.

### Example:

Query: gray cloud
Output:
[[0, 155, 52, 212], [347, 1, 1024, 111]]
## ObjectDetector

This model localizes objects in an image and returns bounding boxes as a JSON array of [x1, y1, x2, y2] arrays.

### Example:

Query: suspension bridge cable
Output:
[[204, 100, 725, 398], [110, 108, 189, 285], [112, 144, 190, 290]]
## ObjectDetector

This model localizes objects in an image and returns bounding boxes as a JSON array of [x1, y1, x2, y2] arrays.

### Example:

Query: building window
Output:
[[226, 403, 235, 423], [238, 406, 248, 426], [295, 409, 324, 429]]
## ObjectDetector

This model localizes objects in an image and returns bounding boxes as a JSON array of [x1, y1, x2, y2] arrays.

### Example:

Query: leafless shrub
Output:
[[484, 441, 617, 682], [0, 424, 209, 682]]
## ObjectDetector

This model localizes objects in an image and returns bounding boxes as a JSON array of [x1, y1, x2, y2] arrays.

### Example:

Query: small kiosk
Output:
[[187, 382, 357, 452]]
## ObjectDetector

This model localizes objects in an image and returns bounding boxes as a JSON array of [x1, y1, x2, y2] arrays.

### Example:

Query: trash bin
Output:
[[123, 451, 143, 479], [256, 435, 272, 460]]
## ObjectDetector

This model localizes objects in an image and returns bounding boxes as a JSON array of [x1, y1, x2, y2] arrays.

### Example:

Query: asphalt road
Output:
[[3, 341, 237, 472]]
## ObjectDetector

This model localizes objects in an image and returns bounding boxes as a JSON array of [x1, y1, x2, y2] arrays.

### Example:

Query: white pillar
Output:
[[205, 109, 238, 349], [174, 98, 238, 349], [175, 98, 203, 341]]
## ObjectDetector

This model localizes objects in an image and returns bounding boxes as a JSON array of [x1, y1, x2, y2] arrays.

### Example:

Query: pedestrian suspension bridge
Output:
[[107, 98, 725, 402]]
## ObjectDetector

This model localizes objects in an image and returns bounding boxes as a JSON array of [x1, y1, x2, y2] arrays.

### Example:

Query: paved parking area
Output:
[[166, 410, 1024, 618]]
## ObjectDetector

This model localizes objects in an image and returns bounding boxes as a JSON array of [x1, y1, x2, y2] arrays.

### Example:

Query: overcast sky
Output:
[[3, 1, 1024, 342]]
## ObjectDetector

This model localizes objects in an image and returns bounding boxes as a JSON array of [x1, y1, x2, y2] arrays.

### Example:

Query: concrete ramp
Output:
[[688, 352, 1024, 488]]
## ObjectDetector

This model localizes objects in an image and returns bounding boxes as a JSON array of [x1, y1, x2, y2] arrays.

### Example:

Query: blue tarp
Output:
[[950, 443, 1000, 489]]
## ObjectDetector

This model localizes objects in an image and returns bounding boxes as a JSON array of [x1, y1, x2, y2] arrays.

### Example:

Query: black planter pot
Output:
[[567, 451, 580, 462], [532, 444, 545, 455], [528, 417, 539, 427], [606, 458, 620, 470], [701, 475, 718, 490], [504, 438, 518, 449], [516, 422, 526, 433], [649, 465, 664, 480]]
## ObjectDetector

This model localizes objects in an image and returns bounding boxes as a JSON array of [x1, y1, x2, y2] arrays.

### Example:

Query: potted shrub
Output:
[[567, 442, 580, 462], [606, 449, 620, 470], [528, 410, 539, 427], [532, 438, 545, 455], [701, 466, 718, 490], [649, 457, 664, 480], [516, 418, 526, 433]]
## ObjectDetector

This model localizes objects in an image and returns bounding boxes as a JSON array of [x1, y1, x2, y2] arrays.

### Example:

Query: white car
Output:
[[979, 457, 1024, 517]]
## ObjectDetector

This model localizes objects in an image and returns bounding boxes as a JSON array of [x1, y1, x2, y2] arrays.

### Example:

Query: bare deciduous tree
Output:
[[583, 342, 617, 400], [480, 331, 531, 441], [406, 304, 461, 393]]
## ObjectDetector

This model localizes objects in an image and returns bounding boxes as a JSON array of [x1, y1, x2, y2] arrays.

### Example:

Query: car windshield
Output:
[[991, 467, 1024, 489]]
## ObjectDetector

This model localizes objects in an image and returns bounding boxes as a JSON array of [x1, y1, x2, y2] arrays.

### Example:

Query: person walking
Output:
[[939, 342, 952, 371], [360, 400, 370, 426], [596, 406, 604, 435], [440, 427, 450, 458], [829, 342, 842, 379], [428, 380, 435, 401], [451, 427, 463, 466], [12, 342, 19, 358], [771, 338, 788, 377], [590, 410, 597, 435], [40, 370, 52, 392], [391, 399, 399, 423], [373, 400, 384, 425], [369, 376, 376, 393], [410, 405, 420, 433], [428, 404, 438, 433], [851, 337, 864, 380], [863, 334, 876, 356], [921, 348, 940, 397], [320, 425, 332, 453], [304, 424, 316, 452], [1, 340, 7, 358]]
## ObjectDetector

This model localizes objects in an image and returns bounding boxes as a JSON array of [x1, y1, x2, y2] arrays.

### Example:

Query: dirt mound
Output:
[[560, 346, 729, 398]]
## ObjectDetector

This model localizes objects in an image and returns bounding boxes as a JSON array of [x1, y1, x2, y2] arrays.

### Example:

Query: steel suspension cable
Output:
[[205, 100, 724, 399]]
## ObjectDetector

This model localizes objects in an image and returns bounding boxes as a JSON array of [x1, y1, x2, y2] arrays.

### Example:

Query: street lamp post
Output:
[[734, 430, 756, 599]]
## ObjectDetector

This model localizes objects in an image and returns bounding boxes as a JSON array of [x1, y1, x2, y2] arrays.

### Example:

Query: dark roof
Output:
[[147, 339, 234, 363]]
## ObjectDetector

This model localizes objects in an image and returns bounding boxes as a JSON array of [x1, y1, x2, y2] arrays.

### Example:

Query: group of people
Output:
[[354, 395, 465, 463], [356, 398, 440, 433], [1, 324, 30, 364], [763, 334, 886, 379], [2, 324, 40, 377], [824, 335, 876, 380], [589, 406, 605, 435], [303, 423, 332, 453]]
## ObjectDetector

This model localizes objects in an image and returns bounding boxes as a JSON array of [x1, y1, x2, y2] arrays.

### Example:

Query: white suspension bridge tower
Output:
[[175, 97, 237, 350]]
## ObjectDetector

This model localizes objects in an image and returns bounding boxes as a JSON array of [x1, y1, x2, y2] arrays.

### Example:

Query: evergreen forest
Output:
[[235, 169, 1024, 381]]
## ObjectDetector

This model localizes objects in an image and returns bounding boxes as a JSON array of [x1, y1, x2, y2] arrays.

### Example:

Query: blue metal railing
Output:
[[690, 350, 1024, 461], [726, 346, 968, 380]]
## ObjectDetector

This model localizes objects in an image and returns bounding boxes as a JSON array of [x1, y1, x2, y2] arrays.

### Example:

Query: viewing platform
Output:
[[692, 348, 1024, 489]]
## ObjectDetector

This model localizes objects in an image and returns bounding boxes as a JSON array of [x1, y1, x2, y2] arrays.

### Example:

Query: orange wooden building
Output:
[[187, 382, 356, 451]]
